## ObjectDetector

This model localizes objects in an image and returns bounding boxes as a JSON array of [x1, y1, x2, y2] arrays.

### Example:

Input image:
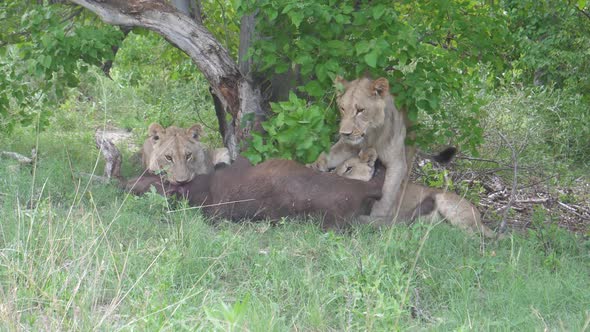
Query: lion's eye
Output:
[[344, 166, 353, 174], [356, 107, 365, 114], [186, 152, 192, 161], [165, 155, 173, 162]]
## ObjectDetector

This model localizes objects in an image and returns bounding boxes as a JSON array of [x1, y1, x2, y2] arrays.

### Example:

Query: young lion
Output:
[[335, 149, 498, 238], [141, 123, 230, 184]]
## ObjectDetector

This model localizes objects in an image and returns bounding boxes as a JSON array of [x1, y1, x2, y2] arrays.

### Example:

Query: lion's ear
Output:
[[334, 76, 349, 95], [187, 124, 202, 140], [371, 77, 389, 97], [148, 123, 165, 142], [359, 148, 378, 165]]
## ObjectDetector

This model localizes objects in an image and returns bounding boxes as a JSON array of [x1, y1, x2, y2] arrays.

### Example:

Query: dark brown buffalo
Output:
[[124, 157, 383, 229]]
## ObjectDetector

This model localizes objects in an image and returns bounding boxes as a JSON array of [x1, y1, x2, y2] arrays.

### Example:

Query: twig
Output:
[[516, 174, 557, 190], [576, 5, 590, 21], [60, 7, 83, 24], [453, 155, 500, 164], [410, 288, 432, 322], [94, 131, 122, 179], [166, 198, 257, 212], [515, 198, 549, 204], [76, 172, 112, 184], [558, 202, 590, 220], [0, 151, 33, 164], [479, 167, 520, 175], [498, 132, 518, 234]]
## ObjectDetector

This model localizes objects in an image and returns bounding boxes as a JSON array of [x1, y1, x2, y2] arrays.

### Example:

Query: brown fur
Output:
[[127, 157, 383, 229]]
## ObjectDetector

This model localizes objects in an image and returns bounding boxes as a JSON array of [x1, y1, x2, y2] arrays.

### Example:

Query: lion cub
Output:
[[336, 149, 498, 238]]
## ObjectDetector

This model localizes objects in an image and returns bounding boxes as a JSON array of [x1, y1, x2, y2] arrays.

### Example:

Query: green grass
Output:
[[1, 51, 588, 330], [1, 132, 589, 330]]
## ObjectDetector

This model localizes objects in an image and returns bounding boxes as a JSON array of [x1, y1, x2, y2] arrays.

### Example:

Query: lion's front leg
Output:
[[370, 156, 407, 217]]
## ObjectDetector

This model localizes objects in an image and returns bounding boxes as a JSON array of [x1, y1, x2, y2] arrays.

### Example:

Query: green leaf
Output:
[[288, 91, 298, 104], [364, 50, 379, 68], [266, 8, 278, 21], [276, 112, 285, 127], [275, 62, 289, 74], [372, 4, 386, 20], [41, 55, 52, 68], [304, 81, 324, 97], [355, 40, 370, 55], [289, 11, 304, 28]]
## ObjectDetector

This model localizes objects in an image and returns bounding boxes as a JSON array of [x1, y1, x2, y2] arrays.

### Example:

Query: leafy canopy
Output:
[[240, 0, 511, 162], [0, 2, 123, 131]]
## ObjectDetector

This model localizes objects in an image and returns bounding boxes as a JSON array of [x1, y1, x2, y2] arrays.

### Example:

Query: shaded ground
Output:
[[413, 155, 590, 234]]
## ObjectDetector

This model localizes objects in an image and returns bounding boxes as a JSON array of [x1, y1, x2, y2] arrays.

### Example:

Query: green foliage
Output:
[[0, 2, 124, 133], [506, 0, 590, 93], [417, 161, 484, 204], [108, 32, 222, 145], [2, 136, 589, 330], [200, 0, 240, 57], [480, 85, 590, 165], [239, 0, 511, 157], [242, 92, 337, 164]]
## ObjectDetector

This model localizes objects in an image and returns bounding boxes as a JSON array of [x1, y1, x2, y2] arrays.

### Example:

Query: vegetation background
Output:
[[1, 0, 589, 330]]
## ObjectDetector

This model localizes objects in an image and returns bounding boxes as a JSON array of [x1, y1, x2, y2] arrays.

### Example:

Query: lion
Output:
[[141, 123, 230, 185], [335, 148, 498, 238], [308, 76, 412, 218]]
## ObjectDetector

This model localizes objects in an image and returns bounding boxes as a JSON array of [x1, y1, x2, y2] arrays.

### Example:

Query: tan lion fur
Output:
[[335, 149, 498, 238], [141, 123, 229, 184]]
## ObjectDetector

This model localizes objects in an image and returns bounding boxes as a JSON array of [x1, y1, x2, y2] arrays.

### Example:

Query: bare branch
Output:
[[498, 132, 518, 234], [453, 155, 500, 164], [576, 5, 590, 21], [94, 131, 122, 179], [0, 151, 33, 164], [68, 0, 266, 159]]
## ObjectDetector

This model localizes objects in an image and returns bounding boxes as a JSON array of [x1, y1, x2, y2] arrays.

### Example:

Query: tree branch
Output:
[[576, 5, 590, 21], [498, 132, 518, 234], [68, 0, 266, 159]]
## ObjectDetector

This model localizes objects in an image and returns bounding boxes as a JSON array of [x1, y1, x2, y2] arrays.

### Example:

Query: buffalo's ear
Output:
[[148, 123, 165, 142], [359, 148, 378, 166], [187, 124, 202, 140], [334, 76, 349, 96], [371, 77, 389, 97]]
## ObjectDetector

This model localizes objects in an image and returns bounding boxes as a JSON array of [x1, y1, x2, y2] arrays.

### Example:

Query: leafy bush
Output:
[[0, 3, 124, 132], [239, 0, 511, 156], [243, 92, 337, 164]]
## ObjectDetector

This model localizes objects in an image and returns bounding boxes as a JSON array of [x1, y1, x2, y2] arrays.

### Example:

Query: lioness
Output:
[[141, 123, 230, 184], [335, 149, 498, 238], [309, 76, 410, 218]]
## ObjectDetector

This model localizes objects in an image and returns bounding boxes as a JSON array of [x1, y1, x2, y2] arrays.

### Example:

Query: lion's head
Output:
[[143, 123, 213, 184], [335, 76, 391, 146], [335, 148, 378, 182]]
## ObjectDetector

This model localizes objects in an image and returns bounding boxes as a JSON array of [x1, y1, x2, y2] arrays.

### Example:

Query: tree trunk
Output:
[[172, 0, 191, 16], [191, 0, 203, 23], [68, 0, 265, 160]]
